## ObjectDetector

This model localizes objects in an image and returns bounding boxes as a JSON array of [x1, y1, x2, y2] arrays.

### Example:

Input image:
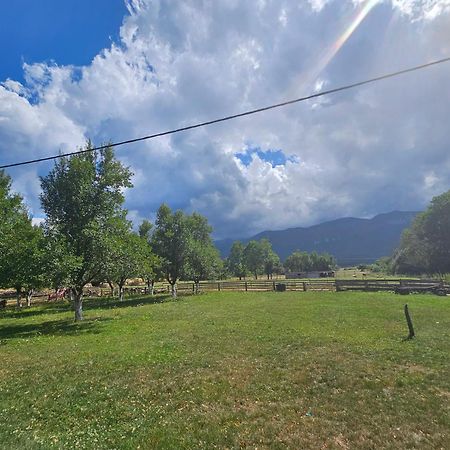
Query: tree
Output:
[[310, 252, 336, 271], [370, 256, 393, 274], [104, 220, 146, 302], [227, 241, 247, 280], [0, 171, 46, 307], [284, 250, 311, 273], [284, 250, 335, 273], [151, 204, 191, 297], [392, 190, 450, 274], [40, 142, 132, 320], [184, 213, 222, 293], [260, 239, 281, 280], [138, 220, 163, 295], [243, 240, 265, 279]]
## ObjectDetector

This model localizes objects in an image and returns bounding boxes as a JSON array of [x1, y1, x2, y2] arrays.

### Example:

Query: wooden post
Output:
[[404, 304, 415, 339], [218, 282, 221, 291], [245, 281, 248, 292], [303, 282, 307, 292], [192, 283, 195, 293], [273, 281, 276, 291]]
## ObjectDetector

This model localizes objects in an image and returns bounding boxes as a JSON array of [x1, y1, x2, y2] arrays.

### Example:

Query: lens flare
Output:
[[291, 0, 381, 95]]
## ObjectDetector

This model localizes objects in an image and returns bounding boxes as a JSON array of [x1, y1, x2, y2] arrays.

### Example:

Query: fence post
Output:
[[273, 281, 276, 291], [245, 281, 248, 292], [218, 282, 221, 291], [404, 304, 415, 339], [192, 283, 195, 293], [303, 282, 307, 292]]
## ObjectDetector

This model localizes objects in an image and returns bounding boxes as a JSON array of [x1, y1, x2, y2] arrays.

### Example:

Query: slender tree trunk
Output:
[[108, 281, 114, 297], [195, 281, 200, 294], [147, 279, 155, 296], [16, 288, 22, 308], [255, 273, 258, 280], [169, 280, 177, 298], [119, 283, 124, 302], [73, 287, 83, 321], [26, 289, 34, 307]]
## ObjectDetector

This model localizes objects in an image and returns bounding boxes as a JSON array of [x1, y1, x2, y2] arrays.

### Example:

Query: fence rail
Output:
[[2, 278, 448, 308]]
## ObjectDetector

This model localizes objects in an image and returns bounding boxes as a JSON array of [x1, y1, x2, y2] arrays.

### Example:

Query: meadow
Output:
[[0, 291, 449, 449]]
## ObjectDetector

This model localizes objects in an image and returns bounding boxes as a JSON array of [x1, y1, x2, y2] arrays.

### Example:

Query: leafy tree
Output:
[[151, 204, 191, 297], [227, 241, 247, 280], [284, 250, 311, 273], [40, 142, 132, 320], [243, 240, 265, 279], [42, 233, 82, 294], [0, 171, 46, 307], [184, 213, 222, 293], [310, 252, 336, 271], [370, 256, 393, 274], [104, 220, 147, 301], [138, 219, 163, 295], [260, 239, 281, 280], [393, 190, 450, 274], [284, 250, 335, 273]]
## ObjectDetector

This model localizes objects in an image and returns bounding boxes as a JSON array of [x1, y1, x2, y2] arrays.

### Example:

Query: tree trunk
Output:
[[16, 288, 22, 308], [169, 280, 177, 298], [73, 288, 83, 321], [147, 279, 155, 296], [119, 284, 124, 302], [26, 289, 34, 307], [255, 273, 258, 280], [195, 281, 200, 294], [108, 281, 114, 297]]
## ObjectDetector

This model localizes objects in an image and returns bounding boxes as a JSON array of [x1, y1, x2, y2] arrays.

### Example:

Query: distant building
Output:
[[285, 271, 335, 279]]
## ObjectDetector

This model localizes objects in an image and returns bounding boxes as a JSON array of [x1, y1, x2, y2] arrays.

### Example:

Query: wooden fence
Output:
[[2, 279, 448, 308]]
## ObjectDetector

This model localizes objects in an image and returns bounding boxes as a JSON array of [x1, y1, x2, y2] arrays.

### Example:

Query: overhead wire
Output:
[[1, 56, 450, 170]]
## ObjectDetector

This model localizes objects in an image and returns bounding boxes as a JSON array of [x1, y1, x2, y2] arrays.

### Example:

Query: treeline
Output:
[[1, 142, 337, 321], [225, 241, 335, 280], [0, 143, 223, 321]]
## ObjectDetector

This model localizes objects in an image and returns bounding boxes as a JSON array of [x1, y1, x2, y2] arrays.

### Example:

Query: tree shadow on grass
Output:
[[83, 294, 173, 311], [0, 294, 175, 320], [0, 316, 112, 342]]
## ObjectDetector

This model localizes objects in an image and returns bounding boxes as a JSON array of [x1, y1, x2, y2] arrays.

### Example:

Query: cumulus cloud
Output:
[[1, 0, 450, 237]]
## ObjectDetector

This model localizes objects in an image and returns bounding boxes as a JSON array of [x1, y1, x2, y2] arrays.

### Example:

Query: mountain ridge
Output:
[[215, 211, 419, 265]]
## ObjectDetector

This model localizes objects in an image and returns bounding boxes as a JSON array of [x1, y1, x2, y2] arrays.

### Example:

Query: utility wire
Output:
[[2, 56, 450, 170]]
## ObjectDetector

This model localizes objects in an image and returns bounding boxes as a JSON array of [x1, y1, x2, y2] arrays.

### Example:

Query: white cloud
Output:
[[1, 0, 450, 238]]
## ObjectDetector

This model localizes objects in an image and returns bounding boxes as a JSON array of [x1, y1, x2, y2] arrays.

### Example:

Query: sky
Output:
[[1, 0, 450, 239]]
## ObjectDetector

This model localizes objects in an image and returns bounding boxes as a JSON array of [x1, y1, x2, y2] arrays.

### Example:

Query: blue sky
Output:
[[1, 1, 450, 238], [0, 0, 127, 83]]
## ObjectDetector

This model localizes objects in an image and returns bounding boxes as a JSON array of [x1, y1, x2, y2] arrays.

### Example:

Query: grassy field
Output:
[[0, 292, 449, 449]]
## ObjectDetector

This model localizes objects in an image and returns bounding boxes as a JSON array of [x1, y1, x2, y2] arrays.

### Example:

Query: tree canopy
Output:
[[40, 143, 133, 320], [392, 190, 450, 274]]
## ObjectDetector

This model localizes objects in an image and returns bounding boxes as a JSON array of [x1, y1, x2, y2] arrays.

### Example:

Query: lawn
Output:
[[0, 292, 449, 449]]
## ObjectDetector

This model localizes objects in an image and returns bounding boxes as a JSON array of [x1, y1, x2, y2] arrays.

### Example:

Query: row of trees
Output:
[[0, 143, 222, 321], [226, 240, 335, 280], [227, 240, 282, 280]]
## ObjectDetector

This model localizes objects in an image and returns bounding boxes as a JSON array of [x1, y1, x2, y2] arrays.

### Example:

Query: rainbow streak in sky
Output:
[[292, 0, 381, 95]]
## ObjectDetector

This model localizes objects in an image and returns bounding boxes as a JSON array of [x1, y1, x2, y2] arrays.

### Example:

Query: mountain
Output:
[[215, 211, 419, 265]]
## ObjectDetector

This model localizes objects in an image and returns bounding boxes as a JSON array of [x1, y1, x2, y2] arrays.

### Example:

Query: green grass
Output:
[[0, 292, 449, 449]]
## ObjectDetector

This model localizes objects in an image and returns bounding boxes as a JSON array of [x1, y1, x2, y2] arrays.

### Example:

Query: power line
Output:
[[2, 56, 450, 170]]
